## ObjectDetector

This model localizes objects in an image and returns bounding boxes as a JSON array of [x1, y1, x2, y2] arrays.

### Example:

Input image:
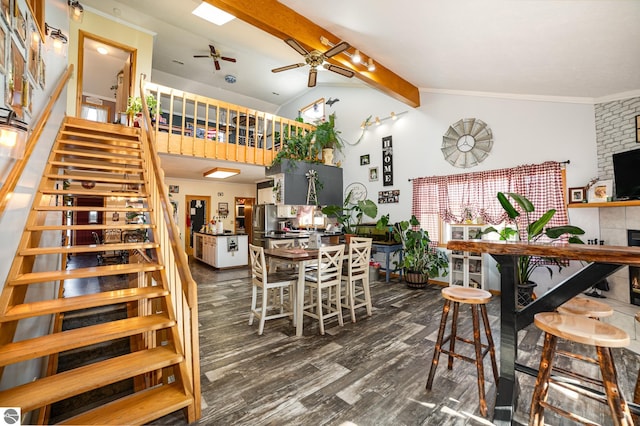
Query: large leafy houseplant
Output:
[[376, 214, 449, 286], [322, 190, 377, 235], [483, 192, 585, 287]]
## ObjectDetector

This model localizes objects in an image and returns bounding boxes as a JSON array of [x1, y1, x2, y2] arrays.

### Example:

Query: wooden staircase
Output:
[[0, 117, 198, 424]]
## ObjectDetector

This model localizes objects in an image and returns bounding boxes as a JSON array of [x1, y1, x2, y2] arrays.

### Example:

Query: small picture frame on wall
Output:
[[168, 184, 179, 194], [360, 154, 370, 166], [568, 187, 585, 203], [218, 202, 229, 216], [13, 3, 25, 46], [369, 166, 378, 182]]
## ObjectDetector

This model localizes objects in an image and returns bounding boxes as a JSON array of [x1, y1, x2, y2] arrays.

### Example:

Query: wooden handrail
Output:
[[0, 65, 74, 217], [139, 75, 201, 419]]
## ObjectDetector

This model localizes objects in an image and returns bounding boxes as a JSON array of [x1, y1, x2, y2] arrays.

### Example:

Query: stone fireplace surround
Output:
[[597, 205, 640, 352]]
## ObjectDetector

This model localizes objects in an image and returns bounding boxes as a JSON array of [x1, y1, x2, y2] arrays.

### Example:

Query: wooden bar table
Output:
[[446, 240, 640, 424]]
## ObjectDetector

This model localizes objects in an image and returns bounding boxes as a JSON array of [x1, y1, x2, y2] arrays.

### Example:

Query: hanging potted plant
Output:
[[376, 214, 449, 288]]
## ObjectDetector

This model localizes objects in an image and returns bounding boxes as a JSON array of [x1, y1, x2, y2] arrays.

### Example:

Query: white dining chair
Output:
[[342, 238, 373, 322], [248, 244, 297, 335], [267, 239, 296, 272], [303, 244, 345, 335]]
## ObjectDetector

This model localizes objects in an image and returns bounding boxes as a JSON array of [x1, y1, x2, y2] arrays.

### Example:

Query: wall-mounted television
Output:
[[613, 148, 640, 200]]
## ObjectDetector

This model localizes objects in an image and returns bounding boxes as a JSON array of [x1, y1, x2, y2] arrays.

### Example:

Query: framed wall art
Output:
[[359, 154, 370, 166], [13, 3, 25, 47], [168, 184, 179, 194], [37, 54, 43, 88], [0, 21, 6, 74], [587, 179, 612, 203], [218, 202, 229, 216], [568, 187, 585, 203], [369, 166, 378, 182], [27, 21, 38, 82], [10, 38, 24, 117]]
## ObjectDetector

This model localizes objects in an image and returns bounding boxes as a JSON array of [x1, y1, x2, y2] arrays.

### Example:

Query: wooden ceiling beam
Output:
[[205, 0, 420, 108]]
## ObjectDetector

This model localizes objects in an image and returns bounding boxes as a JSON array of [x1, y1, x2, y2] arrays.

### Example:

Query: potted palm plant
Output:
[[322, 189, 377, 242], [376, 214, 449, 288], [483, 192, 585, 304]]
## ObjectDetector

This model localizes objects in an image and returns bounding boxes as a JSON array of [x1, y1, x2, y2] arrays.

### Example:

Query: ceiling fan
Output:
[[271, 38, 355, 87], [194, 44, 236, 71]]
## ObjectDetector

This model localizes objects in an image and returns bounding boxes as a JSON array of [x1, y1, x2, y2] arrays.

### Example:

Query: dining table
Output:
[[446, 239, 640, 424], [264, 246, 323, 337]]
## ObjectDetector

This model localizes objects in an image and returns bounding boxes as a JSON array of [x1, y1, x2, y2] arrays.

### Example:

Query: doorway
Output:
[[185, 195, 210, 256], [235, 197, 254, 245], [76, 30, 136, 123]]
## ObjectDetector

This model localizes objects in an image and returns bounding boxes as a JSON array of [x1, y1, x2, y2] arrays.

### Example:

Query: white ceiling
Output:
[[78, 0, 640, 183]]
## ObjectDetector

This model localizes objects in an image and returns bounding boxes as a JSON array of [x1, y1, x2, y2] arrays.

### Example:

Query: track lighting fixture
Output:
[[352, 49, 361, 64], [360, 111, 408, 129], [68, 0, 84, 23], [320, 36, 375, 72]]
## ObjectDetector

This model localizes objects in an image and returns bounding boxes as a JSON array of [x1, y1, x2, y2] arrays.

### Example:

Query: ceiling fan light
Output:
[[367, 58, 376, 72], [203, 167, 240, 179], [352, 49, 361, 64], [192, 2, 236, 26]]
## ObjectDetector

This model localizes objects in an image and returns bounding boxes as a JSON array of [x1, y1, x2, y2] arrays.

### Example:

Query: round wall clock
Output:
[[441, 118, 493, 168], [344, 182, 367, 204]]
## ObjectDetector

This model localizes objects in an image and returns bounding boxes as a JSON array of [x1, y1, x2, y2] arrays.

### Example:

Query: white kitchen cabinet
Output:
[[194, 233, 247, 268], [448, 224, 487, 289]]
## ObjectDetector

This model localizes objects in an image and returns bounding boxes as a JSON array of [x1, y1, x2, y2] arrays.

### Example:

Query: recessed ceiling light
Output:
[[97, 46, 108, 55], [203, 167, 240, 179], [192, 2, 235, 26]]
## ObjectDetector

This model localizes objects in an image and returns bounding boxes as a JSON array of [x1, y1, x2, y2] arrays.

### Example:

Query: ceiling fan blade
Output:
[[284, 38, 309, 56], [323, 41, 350, 58], [214, 59, 221, 71], [308, 68, 317, 87], [209, 44, 217, 56], [220, 56, 236, 63], [323, 64, 355, 78], [193, 55, 209, 58], [271, 63, 305, 73]]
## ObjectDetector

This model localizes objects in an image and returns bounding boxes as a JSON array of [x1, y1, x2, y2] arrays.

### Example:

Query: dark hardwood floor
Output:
[[145, 258, 640, 426]]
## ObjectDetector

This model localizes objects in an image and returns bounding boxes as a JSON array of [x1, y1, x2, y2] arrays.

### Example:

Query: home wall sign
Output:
[[441, 118, 493, 168], [382, 135, 393, 186]]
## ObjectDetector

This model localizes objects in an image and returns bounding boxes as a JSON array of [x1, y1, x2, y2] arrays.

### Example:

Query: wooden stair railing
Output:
[[0, 116, 197, 425]]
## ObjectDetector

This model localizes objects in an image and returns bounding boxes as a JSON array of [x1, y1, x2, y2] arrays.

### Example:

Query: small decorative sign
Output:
[[169, 185, 179, 194], [378, 189, 399, 204], [382, 135, 393, 186]]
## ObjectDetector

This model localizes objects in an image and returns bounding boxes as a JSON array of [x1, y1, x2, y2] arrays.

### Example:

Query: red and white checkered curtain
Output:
[[412, 161, 567, 243]]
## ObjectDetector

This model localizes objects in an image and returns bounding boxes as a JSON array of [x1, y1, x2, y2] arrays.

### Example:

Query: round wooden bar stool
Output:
[[557, 296, 613, 319], [530, 312, 633, 426], [426, 286, 498, 417]]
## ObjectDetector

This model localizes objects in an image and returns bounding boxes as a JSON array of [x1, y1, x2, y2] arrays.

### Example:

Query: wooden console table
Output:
[[446, 240, 640, 424]]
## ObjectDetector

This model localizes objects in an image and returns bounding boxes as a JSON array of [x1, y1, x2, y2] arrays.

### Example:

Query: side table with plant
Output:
[[376, 214, 449, 288]]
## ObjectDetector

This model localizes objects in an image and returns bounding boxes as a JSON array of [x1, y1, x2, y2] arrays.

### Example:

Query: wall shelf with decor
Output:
[[568, 200, 640, 208]]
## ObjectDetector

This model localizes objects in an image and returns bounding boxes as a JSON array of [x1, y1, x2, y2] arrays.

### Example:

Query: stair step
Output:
[[58, 382, 192, 425], [0, 345, 184, 412], [40, 188, 149, 198], [34, 206, 151, 213], [58, 136, 141, 149], [2, 287, 169, 322], [0, 314, 175, 368], [28, 223, 153, 231], [19, 241, 158, 256], [63, 117, 141, 137], [9, 262, 162, 286], [53, 148, 143, 163], [49, 160, 144, 174], [46, 173, 145, 185]]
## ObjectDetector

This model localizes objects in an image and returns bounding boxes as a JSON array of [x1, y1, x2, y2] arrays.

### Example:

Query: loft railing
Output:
[[141, 81, 315, 166], [139, 76, 201, 419]]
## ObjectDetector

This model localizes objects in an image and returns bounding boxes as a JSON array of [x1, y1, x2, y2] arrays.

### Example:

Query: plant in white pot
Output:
[[376, 214, 449, 288]]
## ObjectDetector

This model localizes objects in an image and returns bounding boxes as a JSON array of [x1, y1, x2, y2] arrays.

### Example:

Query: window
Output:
[[412, 161, 568, 243]]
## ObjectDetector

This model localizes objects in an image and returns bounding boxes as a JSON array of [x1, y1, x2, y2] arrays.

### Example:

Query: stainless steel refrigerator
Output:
[[252, 204, 278, 247]]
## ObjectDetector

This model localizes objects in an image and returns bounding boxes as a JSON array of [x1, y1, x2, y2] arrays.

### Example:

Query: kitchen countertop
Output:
[[195, 232, 247, 237]]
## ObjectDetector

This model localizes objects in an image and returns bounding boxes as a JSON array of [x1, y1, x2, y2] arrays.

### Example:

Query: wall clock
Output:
[[344, 182, 367, 204], [441, 118, 493, 168]]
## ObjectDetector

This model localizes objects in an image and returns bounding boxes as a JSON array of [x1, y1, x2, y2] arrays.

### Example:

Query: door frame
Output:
[[185, 195, 210, 256], [76, 30, 137, 119]]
